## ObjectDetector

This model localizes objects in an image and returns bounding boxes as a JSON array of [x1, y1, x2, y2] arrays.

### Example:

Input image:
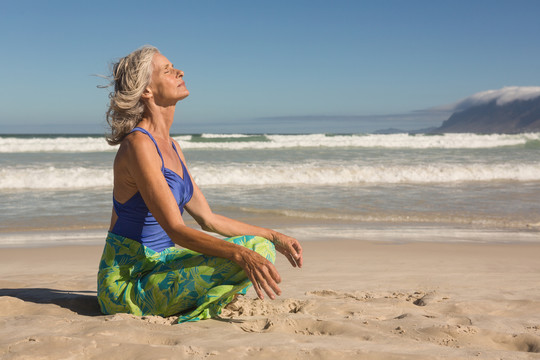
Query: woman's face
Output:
[[147, 53, 189, 106]]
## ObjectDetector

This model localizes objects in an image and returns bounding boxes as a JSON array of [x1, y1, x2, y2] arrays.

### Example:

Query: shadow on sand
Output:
[[0, 288, 101, 316]]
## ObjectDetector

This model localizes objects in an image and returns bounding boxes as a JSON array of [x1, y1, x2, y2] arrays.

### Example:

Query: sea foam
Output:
[[0, 166, 113, 189], [2, 161, 539, 190], [1, 133, 539, 153], [190, 162, 540, 185], [0, 136, 114, 153]]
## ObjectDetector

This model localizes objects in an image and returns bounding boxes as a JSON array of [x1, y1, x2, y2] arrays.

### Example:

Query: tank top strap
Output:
[[131, 127, 165, 171], [171, 140, 189, 178], [170, 141, 182, 163]]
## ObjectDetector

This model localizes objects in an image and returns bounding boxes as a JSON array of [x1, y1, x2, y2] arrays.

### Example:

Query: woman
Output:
[[97, 45, 303, 323]]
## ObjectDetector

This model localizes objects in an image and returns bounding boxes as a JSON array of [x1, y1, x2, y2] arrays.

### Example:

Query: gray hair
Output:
[[105, 45, 159, 145]]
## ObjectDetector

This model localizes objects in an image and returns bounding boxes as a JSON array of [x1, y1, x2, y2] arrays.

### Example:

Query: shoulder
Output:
[[119, 131, 156, 155], [116, 131, 160, 169]]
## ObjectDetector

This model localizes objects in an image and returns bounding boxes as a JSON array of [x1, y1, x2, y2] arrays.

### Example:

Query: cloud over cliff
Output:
[[434, 86, 540, 113]]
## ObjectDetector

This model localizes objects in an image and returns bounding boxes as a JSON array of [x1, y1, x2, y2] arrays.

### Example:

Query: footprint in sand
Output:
[[306, 289, 448, 306], [413, 292, 437, 306], [305, 289, 373, 301], [500, 333, 540, 353], [239, 316, 367, 338], [447, 316, 473, 326], [221, 297, 310, 318]]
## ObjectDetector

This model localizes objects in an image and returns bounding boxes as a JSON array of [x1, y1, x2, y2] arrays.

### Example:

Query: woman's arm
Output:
[[121, 134, 284, 300], [172, 140, 303, 269], [185, 183, 303, 268]]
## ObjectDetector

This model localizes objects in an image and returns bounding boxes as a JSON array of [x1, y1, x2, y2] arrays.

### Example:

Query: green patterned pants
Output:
[[97, 232, 276, 323]]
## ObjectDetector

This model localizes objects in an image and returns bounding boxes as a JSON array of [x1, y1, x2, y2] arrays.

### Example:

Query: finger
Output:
[[259, 279, 276, 300], [284, 243, 302, 268], [247, 272, 264, 300], [266, 267, 282, 296], [257, 263, 282, 298], [258, 268, 281, 300], [293, 243, 303, 268], [285, 252, 297, 267], [267, 262, 282, 284]]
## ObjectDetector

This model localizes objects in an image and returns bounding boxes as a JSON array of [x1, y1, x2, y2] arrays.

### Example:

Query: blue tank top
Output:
[[111, 127, 194, 252]]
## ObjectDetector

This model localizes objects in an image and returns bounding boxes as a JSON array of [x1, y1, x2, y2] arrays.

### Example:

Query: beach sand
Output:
[[1, 235, 540, 359]]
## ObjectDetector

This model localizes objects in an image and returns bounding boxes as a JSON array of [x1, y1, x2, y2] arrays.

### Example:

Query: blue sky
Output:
[[1, 0, 539, 134]]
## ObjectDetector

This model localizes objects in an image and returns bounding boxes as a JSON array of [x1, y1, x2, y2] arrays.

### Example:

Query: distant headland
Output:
[[434, 97, 540, 134], [376, 86, 540, 134], [431, 86, 540, 134]]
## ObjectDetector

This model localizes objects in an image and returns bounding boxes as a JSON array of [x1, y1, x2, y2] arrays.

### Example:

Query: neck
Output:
[[139, 104, 176, 139]]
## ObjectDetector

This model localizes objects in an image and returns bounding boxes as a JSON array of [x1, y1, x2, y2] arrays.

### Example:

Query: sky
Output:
[[1, 0, 540, 134]]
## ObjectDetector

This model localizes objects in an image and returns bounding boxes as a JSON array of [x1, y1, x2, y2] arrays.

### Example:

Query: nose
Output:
[[176, 69, 184, 78]]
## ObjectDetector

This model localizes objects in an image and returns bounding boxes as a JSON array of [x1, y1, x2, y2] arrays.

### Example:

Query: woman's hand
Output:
[[271, 232, 303, 268], [236, 248, 282, 300], [235, 232, 302, 300]]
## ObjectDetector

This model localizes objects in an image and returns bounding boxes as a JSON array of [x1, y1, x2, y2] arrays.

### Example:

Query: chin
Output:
[[178, 91, 190, 101]]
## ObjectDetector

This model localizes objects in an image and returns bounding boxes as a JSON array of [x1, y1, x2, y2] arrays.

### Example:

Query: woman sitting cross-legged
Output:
[[97, 45, 303, 323]]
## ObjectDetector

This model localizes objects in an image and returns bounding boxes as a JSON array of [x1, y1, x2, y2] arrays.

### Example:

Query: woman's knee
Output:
[[228, 235, 276, 263]]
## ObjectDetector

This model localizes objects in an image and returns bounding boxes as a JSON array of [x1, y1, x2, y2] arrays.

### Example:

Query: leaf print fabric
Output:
[[97, 232, 276, 323]]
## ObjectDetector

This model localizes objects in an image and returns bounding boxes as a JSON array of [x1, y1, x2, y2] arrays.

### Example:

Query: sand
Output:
[[1, 235, 540, 359]]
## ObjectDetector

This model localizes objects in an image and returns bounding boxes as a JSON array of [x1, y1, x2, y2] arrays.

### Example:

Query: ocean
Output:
[[1, 132, 540, 247]]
